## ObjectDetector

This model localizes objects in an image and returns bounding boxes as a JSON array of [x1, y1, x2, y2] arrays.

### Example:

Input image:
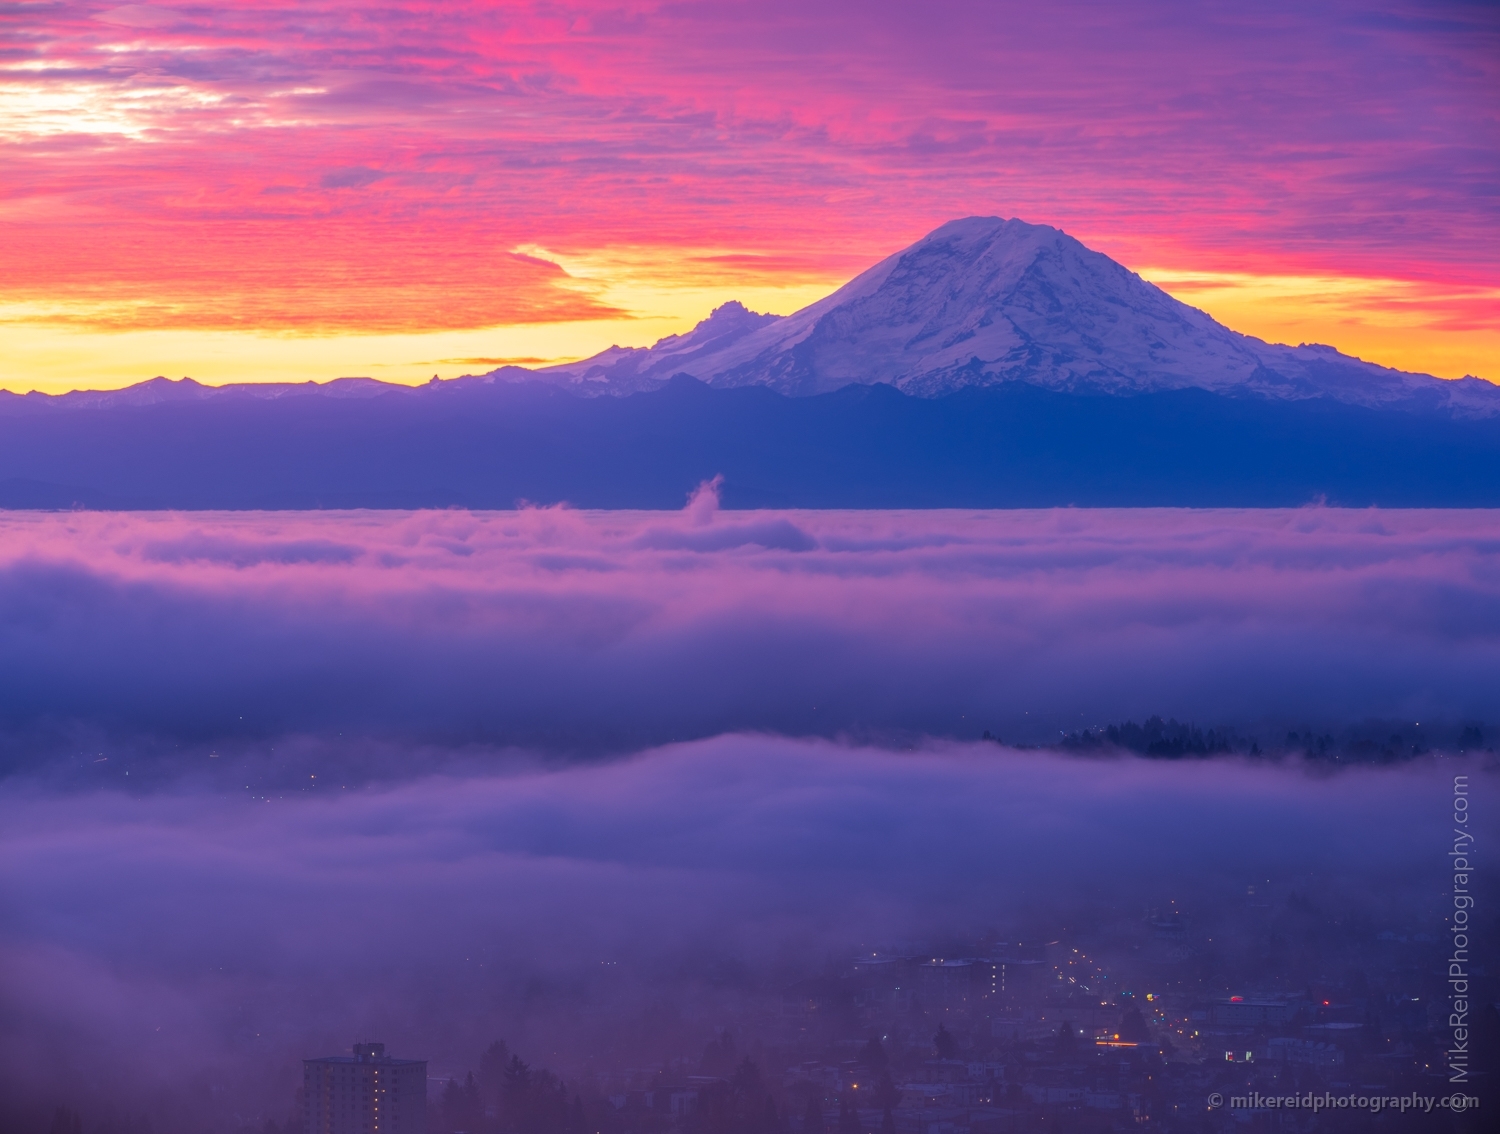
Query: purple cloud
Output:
[[0, 505, 1496, 754]]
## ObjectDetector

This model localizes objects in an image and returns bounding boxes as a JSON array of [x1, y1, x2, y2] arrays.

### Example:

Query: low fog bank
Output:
[[4, 501, 1495, 1131], [9, 717, 1494, 799], [1, 737, 1490, 1132], [1, 501, 1498, 766]]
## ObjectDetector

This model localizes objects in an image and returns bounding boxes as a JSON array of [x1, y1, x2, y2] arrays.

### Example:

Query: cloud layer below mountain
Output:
[[1, 502, 1498, 760]]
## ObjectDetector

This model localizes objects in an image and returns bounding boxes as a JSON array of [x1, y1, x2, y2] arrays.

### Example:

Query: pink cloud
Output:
[[1, 2, 1494, 334]]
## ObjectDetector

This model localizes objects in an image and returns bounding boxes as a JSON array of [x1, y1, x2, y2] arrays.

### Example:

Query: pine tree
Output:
[[1055, 1021, 1077, 1056], [731, 1057, 762, 1094], [837, 1095, 859, 1134], [501, 1054, 533, 1132], [1119, 1007, 1150, 1044], [758, 1096, 782, 1134], [802, 1094, 824, 1134], [480, 1041, 511, 1114], [441, 1079, 461, 1131], [566, 1094, 587, 1134], [459, 1071, 485, 1131]]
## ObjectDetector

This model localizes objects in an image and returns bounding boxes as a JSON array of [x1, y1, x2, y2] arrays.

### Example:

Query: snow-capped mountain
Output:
[[504, 217, 1498, 417]]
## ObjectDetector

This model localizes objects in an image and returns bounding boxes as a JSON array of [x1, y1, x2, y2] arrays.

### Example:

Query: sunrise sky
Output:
[[3, 0, 1496, 393]]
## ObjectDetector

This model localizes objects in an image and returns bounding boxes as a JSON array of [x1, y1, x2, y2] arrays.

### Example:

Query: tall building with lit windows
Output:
[[304, 1042, 427, 1134]]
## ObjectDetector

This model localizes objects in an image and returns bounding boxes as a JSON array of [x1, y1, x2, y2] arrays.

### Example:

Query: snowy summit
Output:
[[501, 217, 1497, 417]]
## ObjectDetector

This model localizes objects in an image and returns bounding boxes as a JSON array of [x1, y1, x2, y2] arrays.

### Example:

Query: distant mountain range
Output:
[[3, 217, 1498, 509]]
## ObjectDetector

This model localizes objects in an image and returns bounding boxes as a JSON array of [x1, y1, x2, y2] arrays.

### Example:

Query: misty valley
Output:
[[7, 1, 1497, 1132], [1, 503, 1492, 1134]]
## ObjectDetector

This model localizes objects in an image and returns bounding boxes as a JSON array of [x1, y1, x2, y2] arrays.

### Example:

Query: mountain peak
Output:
[[920, 214, 1053, 243], [657, 300, 781, 349], [704, 299, 773, 324], [526, 298, 782, 390], [497, 218, 1497, 416]]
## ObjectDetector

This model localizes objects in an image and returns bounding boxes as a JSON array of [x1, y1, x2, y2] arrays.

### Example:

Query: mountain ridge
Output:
[[2, 376, 1500, 509], [4, 216, 1495, 420]]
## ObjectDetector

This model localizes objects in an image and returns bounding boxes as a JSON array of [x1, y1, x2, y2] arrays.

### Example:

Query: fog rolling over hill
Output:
[[3, 217, 1499, 509]]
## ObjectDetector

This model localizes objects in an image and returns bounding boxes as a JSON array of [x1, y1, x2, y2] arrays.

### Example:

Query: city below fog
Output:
[[1, 506, 1493, 1134], [377, 912, 1490, 1134], [4, 735, 1490, 1134]]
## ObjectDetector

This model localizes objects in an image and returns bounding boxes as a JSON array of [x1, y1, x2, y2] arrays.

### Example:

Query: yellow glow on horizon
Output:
[[0, 282, 836, 395], [509, 242, 839, 337], [1, 256, 1494, 394], [1139, 267, 1500, 382]]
